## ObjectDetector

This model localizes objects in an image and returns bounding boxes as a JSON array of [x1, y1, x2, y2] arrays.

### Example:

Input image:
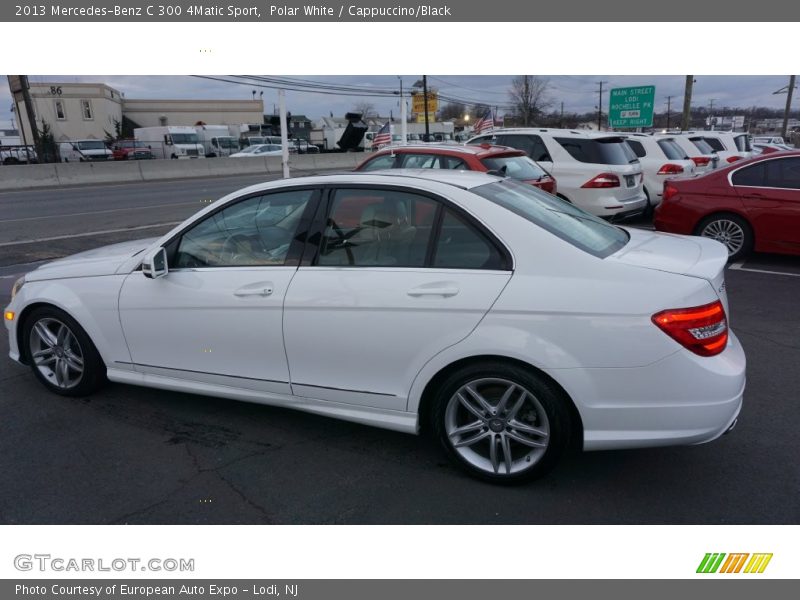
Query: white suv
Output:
[[678, 131, 753, 165], [467, 128, 646, 219], [620, 133, 696, 210], [655, 133, 719, 174]]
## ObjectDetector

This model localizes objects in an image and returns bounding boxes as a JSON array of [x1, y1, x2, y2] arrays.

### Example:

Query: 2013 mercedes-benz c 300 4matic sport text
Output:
[[4, 170, 745, 483]]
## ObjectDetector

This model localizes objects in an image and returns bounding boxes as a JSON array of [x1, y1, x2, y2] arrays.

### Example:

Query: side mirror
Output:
[[142, 247, 168, 279]]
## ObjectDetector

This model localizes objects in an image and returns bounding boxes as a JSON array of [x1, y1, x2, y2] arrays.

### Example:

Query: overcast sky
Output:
[[1, 75, 795, 127]]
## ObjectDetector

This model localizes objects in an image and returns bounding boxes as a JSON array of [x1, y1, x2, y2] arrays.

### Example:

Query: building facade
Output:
[[15, 82, 124, 143]]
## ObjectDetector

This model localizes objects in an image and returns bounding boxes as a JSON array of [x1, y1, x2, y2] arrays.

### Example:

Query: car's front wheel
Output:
[[23, 306, 107, 396], [432, 362, 571, 483], [696, 213, 753, 261]]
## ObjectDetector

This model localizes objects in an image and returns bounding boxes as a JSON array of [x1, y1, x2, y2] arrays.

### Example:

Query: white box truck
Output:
[[134, 126, 205, 159], [194, 125, 240, 157]]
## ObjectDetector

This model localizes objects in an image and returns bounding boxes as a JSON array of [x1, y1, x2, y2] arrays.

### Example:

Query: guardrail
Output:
[[0, 153, 366, 191]]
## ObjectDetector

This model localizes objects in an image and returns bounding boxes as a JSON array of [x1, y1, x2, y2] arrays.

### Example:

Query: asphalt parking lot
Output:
[[0, 175, 798, 524]]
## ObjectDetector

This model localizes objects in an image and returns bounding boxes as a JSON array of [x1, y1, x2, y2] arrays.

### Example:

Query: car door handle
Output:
[[234, 286, 273, 297], [742, 192, 765, 199], [407, 286, 459, 297]]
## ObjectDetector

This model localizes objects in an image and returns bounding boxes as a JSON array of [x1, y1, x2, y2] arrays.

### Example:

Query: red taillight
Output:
[[691, 156, 711, 166], [652, 300, 728, 357], [726, 156, 742, 163], [657, 163, 685, 175], [582, 173, 620, 188], [662, 182, 678, 203]]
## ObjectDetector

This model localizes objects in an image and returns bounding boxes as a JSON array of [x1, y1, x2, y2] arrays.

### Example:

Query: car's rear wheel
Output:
[[696, 213, 753, 261], [432, 362, 571, 483], [23, 306, 107, 396]]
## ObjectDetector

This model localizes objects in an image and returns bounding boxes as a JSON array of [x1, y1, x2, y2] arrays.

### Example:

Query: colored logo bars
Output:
[[696, 553, 773, 574]]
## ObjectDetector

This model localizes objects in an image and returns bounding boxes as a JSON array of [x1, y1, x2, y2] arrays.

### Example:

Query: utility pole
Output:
[[398, 77, 407, 145], [422, 75, 430, 141], [781, 75, 796, 141], [278, 89, 289, 179], [560, 101, 564, 128], [681, 76, 694, 131], [665, 95, 672, 129], [596, 81, 607, 131]]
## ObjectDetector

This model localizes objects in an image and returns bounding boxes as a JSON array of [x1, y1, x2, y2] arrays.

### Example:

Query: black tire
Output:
[[431, 361, 572, 484], [643, 187, 654, 219], [21, 306, 107, 397], [695, 213, 753, 261]]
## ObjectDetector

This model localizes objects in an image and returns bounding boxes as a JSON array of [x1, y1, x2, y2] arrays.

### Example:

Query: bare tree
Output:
[[353, 101, 375, 118], [439, 102, 467, 121], [509, 76, 551, 126]]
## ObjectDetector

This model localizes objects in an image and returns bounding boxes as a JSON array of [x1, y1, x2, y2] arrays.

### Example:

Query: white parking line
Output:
[[0, 222, 181, 247], [728, 262, 800, 278], [0, 201, 199, 224]]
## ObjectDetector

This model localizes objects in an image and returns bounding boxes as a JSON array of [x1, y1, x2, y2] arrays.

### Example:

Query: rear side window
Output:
[[657, 139, 688, 160], [497, 135, 551, 162], [472, 179, 629, 258], [554, 137, 638, 165], [434, 209, 506, 270], [732, 163, 765, 186], [626, 140, 647, 158], [480, 155, 548, 181]]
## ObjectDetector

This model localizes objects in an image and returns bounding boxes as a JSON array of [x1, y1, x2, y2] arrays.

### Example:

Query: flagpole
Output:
[[399, 78, 407, 146]]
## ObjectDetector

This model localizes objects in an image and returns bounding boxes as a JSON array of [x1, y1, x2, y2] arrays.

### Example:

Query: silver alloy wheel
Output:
[[701, 218, 745, 256], [29, 317, 84, 390], [444, 378, 550, 476]]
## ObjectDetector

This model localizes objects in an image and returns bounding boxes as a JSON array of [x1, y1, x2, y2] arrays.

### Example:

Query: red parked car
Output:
[[355, 144, 557, 194], [111, 140, 154, 161], [655, 151, 800, 260]]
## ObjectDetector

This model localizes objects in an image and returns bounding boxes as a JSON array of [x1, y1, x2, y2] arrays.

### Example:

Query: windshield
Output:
[[171, 133, 199, 145], [471, 179, 629, 258], [554, 136, 638, 165], [480, 155, 549, 181], [690, 138, 716, 154], [217, 137, 238, 148], [656, 139, 688, 160], [77, 141, 106, 150]]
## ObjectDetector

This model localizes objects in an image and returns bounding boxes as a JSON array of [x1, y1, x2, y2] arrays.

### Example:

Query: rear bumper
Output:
[[577, 191, 648, 218], [546, 330, 746, 451]]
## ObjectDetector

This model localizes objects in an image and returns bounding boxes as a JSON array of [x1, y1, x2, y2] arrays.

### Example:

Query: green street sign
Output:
[[609, 86, 655, 128]]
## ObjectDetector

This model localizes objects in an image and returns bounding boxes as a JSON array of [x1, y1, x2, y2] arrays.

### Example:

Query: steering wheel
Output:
[[324, 219, 356, 265]]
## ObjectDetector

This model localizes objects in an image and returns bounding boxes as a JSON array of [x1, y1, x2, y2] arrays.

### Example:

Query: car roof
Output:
[[226, 169, 504, 198], [473, 127, 627, 139], [372, 143, 525, 158]]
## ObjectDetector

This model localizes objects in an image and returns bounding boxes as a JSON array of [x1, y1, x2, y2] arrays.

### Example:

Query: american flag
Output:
[[473, 110, 496, 134], [372, 122, 392, 149]]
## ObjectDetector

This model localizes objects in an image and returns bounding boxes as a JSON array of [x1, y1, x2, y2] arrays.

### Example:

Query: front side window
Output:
[[764, 157, 800, 189], [472, 179, 629, 258], [398, 153, 467, 170], [318, 189, 436, 267], [174, 190, 313, 268]]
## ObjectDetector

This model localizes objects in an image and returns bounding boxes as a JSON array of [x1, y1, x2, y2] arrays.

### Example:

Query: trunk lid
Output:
[[608, 228, 729, 314]]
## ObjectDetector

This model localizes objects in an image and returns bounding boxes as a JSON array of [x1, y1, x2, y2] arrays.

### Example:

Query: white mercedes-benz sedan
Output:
[[4, 170, 745, 483]]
